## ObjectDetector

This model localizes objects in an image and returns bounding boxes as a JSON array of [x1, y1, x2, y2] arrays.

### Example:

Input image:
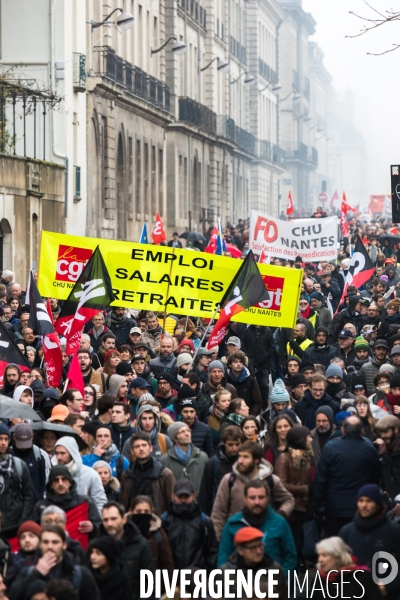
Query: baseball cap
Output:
[[14, 423, 33, 449], [197, 348, 213, 357], [130, 377, 151, 390], [234, 527, 265, 546], [174, 479, 195, 496], [131, 354, 145, 362], [49, 404, 69, 422], [392, 346, 400, 356], [338, 329, 354, 339], [133, 342, 149, 350], [374, 339, 389, 349], [226, 336, 241, 346], [129, 327, 142, 335]]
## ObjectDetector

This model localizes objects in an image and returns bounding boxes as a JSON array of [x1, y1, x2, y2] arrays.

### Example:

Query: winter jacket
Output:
[[159, 443, 208, 494], [226, 367, 262, 416], [274, 451, 314, 514], [120, 457, 175, 515], [106, 311, 137, 347], [218, 505, 297, 573], [87, 368, 108, 394], [188, 418, 214, 457], [8, 553, 99, 600], [97, 521, 154, 600], [52, 436, 107, 514], [328, 345, 356, 367], [314, 306, 332, 331], [279, 318, 315, 366], [360, 358, 392, 394], [10, 444, 46, 503], [88, 325, 109, 354], [198, 444, 237, 515], [82, 447, 129, 478], [381, 442, 400, 499], [0, 455, 34, 530], [378, 314, 400, 341], [321, 278, 341, 310], [121, 403, 172, 461], [240, 326, 273, 369], [211, 459, 295, 539], [202, 378, 237, 404], [89, 561, 131, 600], [294, 389, 340, 429], [134, 513, 174, 575], [104, 477, 120, 501], [110, 422, 134, 453], [302, 343, 333, 368], [313, 435, 381, 518], [155, 389, 178, 410], [149, 353, 178, 380], [142, 325, 166, 354], [339, 509, 400, 600], [330, 297, 364, 343], [33, 474, 101, 519], [161, 501, 218, 571], [310, 426, 336, 467]]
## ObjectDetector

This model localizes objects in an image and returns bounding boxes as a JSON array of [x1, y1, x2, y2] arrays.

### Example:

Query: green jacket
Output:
[[159, 443, 208, 494]]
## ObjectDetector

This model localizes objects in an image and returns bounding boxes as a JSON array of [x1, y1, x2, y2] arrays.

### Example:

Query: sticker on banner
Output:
[[56, 246, 93, 283]]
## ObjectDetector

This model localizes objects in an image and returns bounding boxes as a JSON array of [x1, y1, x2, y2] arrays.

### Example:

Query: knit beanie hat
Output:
[[300, 361, 315, 373], [179, 398, 198, 412], [351, 376, 367, 392], [315, 406, 334, 424], [48, 465, 74, 485], [391, 375, 400, 388], [116, 361, 133, 376], [17, 520, 42, 539], [158, 372, 174, 387], [310, 291, 324, 302], [178, 384, 196, 401], [93, 460, 112, 476], [179, 339, 195, 352], [356, 484, 384, 507], [88, 536, 123, 566], [138, 393, 155, 405], [354, 336, 369, 350], [379, 364, 396, 375], [270, 378, 290, 404], [326, 364, 343, 380], [290, 374, 307, 388], [334, 411, 351, 426], [208, 360, 225, 373], [168, 422, 189, 443], [177, 353, 193, 368], [0, 423, 10, 438]]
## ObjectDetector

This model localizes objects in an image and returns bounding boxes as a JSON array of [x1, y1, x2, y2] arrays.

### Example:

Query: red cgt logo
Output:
[[56, 245, 93, 282], [257, 275, 285, 311]]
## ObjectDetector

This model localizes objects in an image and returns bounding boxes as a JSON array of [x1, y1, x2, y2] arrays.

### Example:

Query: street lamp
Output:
[[230, 72, 255, 86], [89, 8, 134, 30], [258, 83, 282, 93], [151, 36, 187, 55], [201, 57, 229, 73], [280, 91, 302, 102]]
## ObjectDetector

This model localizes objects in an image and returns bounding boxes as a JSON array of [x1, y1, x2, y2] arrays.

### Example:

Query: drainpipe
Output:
[[50, 0, 69, 219]]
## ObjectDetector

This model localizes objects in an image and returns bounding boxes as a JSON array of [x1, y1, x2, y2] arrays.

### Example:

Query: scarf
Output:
[[92, 325, 106, 340], [99, 443, 120, 463], [385, 393, 400, 413], [209, 404, 225, 420], [303, 394, 322, 429], [227, 413, 244, 426], [51, 456, 79, 477], [300, 305, 311, 319], [242, 506, 267, 529], [130, 513, 152, 537], [228, 366, 249, 384], [174, 444, 192, 465], [288, 447, 311, 469], [0, 455, 13, 495]]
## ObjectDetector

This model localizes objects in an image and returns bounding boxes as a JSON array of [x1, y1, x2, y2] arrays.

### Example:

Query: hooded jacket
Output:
[[122, 404, 172, 461], [106, 374, 126, 399], [12, 385, 33, 406], [52, 436, 107, 513], [330, 296, 363, 343], [294, 389, 340, 429], [106, 310, 137, 347], [360, 357, 392, 394], [302, 326, 333, 368], [120, 456, 175, 515], [226, 366, 262, 416], [210, 459, 295, 539], [82, 443, 129, 479]]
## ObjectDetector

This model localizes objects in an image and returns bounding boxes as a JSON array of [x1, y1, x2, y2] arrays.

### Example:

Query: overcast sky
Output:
[[302, 0, 400, 195]]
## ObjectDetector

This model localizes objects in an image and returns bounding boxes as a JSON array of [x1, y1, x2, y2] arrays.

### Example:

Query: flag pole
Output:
[[190, 305, 220, 368]]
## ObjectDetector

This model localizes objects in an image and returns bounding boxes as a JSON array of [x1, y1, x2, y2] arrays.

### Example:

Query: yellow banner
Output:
[[38, 231, 302, 328]]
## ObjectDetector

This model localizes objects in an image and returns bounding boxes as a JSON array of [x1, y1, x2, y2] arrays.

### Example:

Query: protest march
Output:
[[0, 209, 400, 600]]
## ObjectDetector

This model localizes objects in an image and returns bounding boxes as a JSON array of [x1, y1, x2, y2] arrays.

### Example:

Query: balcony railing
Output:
[[179, 97, 217, 134], [229, 35, 246, 64], [258, 59, 278, 84], [284, 142, 317, 168], [93, 47, 170, 111], [179, 0, 207, 28], [216, 115, 236, 142]]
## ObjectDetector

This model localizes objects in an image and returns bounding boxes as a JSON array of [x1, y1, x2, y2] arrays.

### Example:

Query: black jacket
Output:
[[294, 390, 340, 428], [0, 455, 34, 531], [330, 297, 363, 343], [381, 442, 400, 499], [198, 444, 236, 515], [241, 326, 273, 369], [302, 343, 333, 368], [226, 369, 262, 416], [10, 445, 46, 504], [161, 501, 218, 571], [190, 419, 214, 457], [89, 561, 131, 600], [32, 479, 101, 528], [340, 509, 400, 600], [97, 521, 154, 600], [107, 313, 137, 347], [321, 278, 341, 310], [110, 422, 133, 453], [8, 552, 99, 600], [313, 435, 381, 518]]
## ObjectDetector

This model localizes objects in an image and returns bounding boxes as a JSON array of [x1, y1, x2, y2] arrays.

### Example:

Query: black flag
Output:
[[28, 271, 55, 336], [0, 321, 31, 371]]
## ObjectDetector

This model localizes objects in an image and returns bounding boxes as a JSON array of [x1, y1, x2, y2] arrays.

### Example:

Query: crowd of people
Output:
[[0, 215, 400, 599]]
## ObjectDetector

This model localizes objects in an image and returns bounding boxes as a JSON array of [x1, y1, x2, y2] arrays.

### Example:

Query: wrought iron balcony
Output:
[[179, 97, 217, 134]]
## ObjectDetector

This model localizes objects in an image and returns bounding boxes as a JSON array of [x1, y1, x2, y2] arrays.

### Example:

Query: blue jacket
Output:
[[82, 451, 129, 478], [218, 506, 297, 574]]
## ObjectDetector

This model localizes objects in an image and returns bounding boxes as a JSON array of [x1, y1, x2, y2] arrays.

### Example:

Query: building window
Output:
[[128, 137, 133, 218], [102, 116, 107, 208], [135, 139, 141, 215], [151, 145, 156, 216], [159, 148, 164, 217], [144, 142, 149, 214]]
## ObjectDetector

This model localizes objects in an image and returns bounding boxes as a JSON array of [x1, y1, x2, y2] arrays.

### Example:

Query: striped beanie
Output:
[[270, 378, 290, 404], [354, 336, 369, 350]]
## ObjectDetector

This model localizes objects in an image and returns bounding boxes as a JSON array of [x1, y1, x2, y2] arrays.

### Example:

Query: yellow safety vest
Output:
[[287, 338, 314, 358]]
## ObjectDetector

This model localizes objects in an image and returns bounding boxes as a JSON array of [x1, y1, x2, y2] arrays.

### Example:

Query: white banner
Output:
[[249, 210, 338, 263]]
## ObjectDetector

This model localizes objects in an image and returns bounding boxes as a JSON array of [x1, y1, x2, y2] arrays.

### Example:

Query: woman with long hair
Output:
[[353, 395, 377, 441], [220, 398, 249, 433], [83, 384, 98, 419], [203, 387, 231, 449], [264, 413, 295, 466], [240, 416, 261, 442], [80, 422, 98, 456], [102, 350, 121, 375], [274, 426, 315, 564], [7, 295, 22, 319]]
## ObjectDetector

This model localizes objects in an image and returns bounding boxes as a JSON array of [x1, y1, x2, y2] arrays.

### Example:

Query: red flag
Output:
[[42, 333, 63, 388], [151, 212, 166, 244], [341, 200, 349, 236], [65, 503, 89, 550], [286, 191, 294, 216], [258, 249, 270, 264], [66, 350, 85, 397], [207, 251, 270, 348], [204, 227, 218, 254]]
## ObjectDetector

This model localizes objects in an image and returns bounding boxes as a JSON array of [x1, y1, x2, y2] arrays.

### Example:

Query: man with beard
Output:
[[149, 337, 178, 380], [289, 374, 308, 405], [294, 373, 340, 428], [5, 521, 42, 586], [175, 352, 193, 383], [142, 312, 167, 355], [376, 415, 400, 499], [351, 337, 372, 373], [106, 307, 136, 348], [192, 348, 214, 383], [217, 480, 297, 574], [286, 323, 313, 361], [154, 372, 178, 409], [202, 360, 237, 403], [302, 326, 333, 368], [310, 406, 336, 467], [161, 479, 218, 571], [0, 364, 21, 397], [198, 426, 242, 515], [339, 484, 400, 600], [77, 349, 107, 394], [310, 292, 332, 331], [122, 403, 172, 460], [211, 441, 294, 540], [131, 354, 157, 393], [360, 339, 391, 394]]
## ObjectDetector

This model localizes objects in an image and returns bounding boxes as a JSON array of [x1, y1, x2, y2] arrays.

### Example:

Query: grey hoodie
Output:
[[107, 374, 127, 398], [121, 404, 172, 460], [52, 436, 107, 513]]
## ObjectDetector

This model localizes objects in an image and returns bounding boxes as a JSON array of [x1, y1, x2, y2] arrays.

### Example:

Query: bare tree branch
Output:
[[346, 2, 400, 53]]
